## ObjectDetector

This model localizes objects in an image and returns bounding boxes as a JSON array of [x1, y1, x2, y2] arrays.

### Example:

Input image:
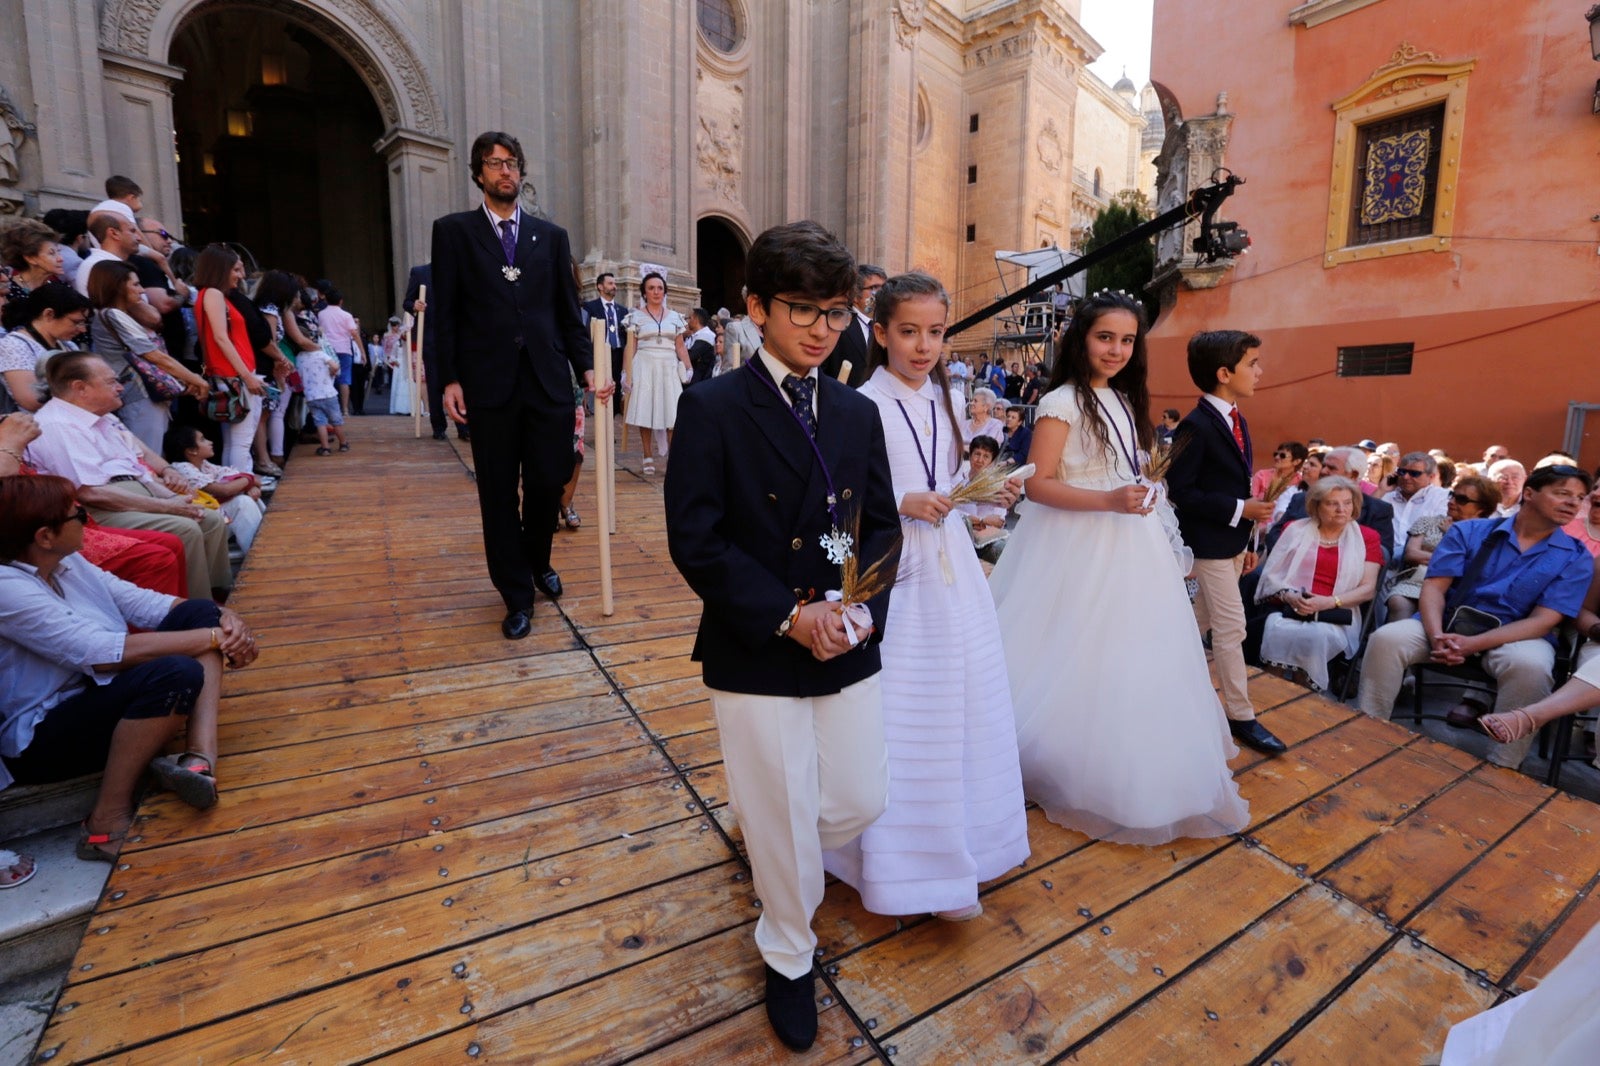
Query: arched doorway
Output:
[[696, 216, 747, 316], [169, 7, 393, 328]]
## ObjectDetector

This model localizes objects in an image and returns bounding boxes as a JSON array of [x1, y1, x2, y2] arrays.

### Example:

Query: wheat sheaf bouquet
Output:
[[825, 511, 904, 647]]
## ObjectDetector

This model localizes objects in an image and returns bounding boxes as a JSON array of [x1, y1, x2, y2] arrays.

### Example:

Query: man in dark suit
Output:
[[1167, 329, 1286, 755], [431, 131, 612, 640], [580, 271, 626, 413], [665, 222, 897, 1052], [402, 262, 463, 441], [820, 262, 884, 387]]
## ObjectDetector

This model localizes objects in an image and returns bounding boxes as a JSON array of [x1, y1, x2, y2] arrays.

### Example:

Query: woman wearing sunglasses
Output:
[[1385, 473, 1500, 621], [0, 475, 260, 864]]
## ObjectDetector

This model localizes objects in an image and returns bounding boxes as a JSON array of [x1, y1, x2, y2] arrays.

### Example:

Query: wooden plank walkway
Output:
[[31, 414, 1600, 1064]]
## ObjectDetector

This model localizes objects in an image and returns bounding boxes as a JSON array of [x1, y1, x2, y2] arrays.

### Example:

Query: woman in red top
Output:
[[193, 245, 264, 473], [1254, 475, 1383, 691], [0, 412, 186, 596]]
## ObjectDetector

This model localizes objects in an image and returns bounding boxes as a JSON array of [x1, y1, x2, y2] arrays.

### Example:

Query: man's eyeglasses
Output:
[[1395, 468, 1428, 479], [141, 228, 171, 240], [769, 295, 853, 332], [480, 158, 521, 173], [1449, 492, 1480, 507]]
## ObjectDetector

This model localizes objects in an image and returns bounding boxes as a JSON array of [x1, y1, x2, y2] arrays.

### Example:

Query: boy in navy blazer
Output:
[[665, 221, 897, 1052], [1166, 330, 1286, 755]]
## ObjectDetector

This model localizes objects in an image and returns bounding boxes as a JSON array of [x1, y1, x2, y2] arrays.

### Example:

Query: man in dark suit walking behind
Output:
[[581, 271, 627, 414], [431, 131, 613, 640]]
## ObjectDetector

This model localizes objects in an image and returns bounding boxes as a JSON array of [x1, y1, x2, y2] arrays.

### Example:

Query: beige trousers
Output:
[[710, 673, 889, 979], [1357, 618, 1555, 767], [1191, 554, 1254, 721], [90, 480, 232, 596]]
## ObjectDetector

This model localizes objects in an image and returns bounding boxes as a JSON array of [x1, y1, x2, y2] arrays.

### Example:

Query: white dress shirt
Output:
[[1383, 483, 1452, 558], [0, 555, 177, 788], [757, 349, 818, 418], [26, 398, 151, 486]]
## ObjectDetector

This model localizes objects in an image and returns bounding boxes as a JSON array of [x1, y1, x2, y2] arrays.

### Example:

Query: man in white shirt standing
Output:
[[317, 290, 363, 416], [24, 352, 232, 598], [1381, 450, 1451, 559], [74, 213, 140, 298]]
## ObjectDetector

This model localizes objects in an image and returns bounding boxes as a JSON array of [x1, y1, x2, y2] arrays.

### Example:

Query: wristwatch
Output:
[[776, 603, 800, 638]]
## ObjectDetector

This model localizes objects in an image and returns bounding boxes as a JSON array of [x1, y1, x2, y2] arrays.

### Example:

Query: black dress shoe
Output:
[[763, 964, 817, 1051], [535, 569, 563, 599], [1230, 718, 1288, 755], [432, 429, 448, 441], [457, 428, 471, 442], [501, 608, 533, 640], [1445, 699, 1490, 728]]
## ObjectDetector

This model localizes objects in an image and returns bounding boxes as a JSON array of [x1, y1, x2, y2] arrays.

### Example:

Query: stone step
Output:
[[0, 776, 98, 842], [0, 824, 107, 987]]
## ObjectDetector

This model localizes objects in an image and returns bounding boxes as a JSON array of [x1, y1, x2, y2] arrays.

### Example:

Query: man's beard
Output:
[[485, 182, 518, 209]]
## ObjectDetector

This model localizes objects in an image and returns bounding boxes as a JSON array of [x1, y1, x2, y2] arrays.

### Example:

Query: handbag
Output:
[[1446, 605, 1502, 638], [204, 375, 250, 424], [99, 311, 185, 401], [1277, 603, 1355, 626]]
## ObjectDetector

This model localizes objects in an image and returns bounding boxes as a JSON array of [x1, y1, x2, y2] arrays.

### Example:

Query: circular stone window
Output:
[[698, 0, 744, 53]]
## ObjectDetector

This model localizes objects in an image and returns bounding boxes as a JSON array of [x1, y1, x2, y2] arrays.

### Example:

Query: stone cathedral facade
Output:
[[0, 0, 1150, 336]]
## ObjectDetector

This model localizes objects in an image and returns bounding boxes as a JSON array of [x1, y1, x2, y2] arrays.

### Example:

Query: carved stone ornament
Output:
[[892, 0, 927, 49], [98, 0, 445, 136], [1368, 42, 1443, 82], [696, 114, 743, 204], [0, 83, 36, 191], [1035, 118, 1063, 173]]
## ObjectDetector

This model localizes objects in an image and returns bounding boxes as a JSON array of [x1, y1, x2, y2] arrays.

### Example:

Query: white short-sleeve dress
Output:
[[624, 308, 686, 430]]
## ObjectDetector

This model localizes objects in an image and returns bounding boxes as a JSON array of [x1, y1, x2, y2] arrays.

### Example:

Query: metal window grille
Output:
[[1347, 104, 1445, 247], [697, 0, 740, 51], [1336, 343, 1414, 377]]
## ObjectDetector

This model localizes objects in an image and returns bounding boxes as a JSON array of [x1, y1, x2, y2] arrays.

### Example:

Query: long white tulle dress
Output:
[[822, 368, 1031, 915], [988, 384, 1249, 845]]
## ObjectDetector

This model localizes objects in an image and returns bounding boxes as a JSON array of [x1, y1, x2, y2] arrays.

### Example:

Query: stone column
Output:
[[21, 0, 110, 210], [98, 52, 183, 229], [845, 0, 918, 268], [376, 128, 455, 305]]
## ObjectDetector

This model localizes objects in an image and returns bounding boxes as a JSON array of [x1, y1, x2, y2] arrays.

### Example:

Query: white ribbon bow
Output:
[[823, 590, 874, 647]]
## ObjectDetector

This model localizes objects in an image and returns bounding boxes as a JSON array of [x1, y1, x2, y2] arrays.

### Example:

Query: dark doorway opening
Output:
[[170, 8, 393, 328], [696, 216, 746, 317]]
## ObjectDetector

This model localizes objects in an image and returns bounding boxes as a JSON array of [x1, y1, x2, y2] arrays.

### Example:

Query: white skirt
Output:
[[989, 495, 1249, 845], [625, 351, 683, 430]]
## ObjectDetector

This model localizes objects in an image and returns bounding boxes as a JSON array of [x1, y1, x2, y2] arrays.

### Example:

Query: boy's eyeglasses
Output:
[[769, 295, 853, 332]]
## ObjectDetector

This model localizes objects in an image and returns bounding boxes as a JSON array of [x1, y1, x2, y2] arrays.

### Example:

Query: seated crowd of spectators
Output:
[[0, 175, 385, 888], [1227, 436, 1600, 780]]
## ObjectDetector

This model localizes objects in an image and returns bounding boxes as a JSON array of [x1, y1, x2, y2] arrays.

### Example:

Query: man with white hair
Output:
[[1382, 451, 1451, 559]]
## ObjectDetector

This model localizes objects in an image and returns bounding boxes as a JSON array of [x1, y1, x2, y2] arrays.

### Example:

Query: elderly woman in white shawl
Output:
[[1254, 476, 1383, 690]]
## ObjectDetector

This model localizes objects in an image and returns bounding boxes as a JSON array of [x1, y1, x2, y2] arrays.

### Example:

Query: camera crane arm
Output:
[[945, 171, 1247, 339]]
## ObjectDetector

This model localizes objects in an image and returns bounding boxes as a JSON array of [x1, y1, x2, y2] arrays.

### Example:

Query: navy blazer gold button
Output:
[[791, 538, 803, 550], [841, 488, 853, 500]]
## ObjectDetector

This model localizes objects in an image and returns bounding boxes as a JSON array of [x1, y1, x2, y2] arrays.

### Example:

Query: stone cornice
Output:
[[1288, 0, 1386, 29], [963, 0, 1102, 67]]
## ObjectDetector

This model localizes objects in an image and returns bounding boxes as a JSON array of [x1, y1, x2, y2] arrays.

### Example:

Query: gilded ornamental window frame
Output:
[[1324, 54, 1474, 268]]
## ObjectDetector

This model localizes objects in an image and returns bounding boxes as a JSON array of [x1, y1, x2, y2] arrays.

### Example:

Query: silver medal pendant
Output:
[[502, 265, 521, 282], [821, 528, 854, 566]]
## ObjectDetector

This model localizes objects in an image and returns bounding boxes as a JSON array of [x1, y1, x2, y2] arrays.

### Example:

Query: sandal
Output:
[[338, 441, 350, 452], [1477, 708, 1537, 745], [149, 751, 219, 810], [76, 823, 127, 863], [0, 848, 37, 888], [935, 902, 984, 922], [315, 446, 332, 456], [563, 506, 581, 530], [642, 458, 655, 476]]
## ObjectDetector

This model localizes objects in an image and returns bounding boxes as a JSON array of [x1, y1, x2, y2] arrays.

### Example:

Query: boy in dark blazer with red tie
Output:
[[1166, 330, 1286, 755], [665, 221, 898, 1052]]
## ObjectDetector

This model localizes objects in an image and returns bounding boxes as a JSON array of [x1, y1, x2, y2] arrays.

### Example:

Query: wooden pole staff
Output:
[[412, 284, 426, 439], [729, 341, 742, 369], [590, 317, 615, 616], [836, 360, 853, 383]]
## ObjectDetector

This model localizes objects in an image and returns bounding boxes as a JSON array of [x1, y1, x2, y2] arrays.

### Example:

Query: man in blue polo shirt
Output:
[[1358, 464, 1595, 767]]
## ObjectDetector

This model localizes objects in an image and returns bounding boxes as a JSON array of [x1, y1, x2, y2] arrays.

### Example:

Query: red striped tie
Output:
[[1229, 408, 1246, 453]]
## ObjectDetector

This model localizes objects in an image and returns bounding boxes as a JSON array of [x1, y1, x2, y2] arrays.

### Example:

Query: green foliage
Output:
[[1083, 194, 1156, 318]]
